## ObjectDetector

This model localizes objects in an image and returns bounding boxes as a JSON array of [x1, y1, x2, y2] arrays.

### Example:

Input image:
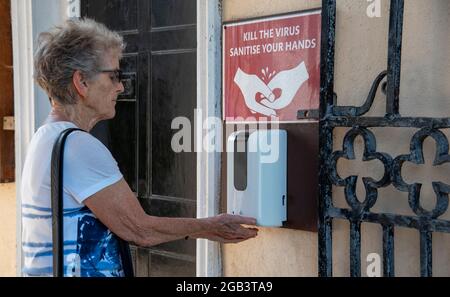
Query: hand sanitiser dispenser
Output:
[[227, 129, 287, 227]]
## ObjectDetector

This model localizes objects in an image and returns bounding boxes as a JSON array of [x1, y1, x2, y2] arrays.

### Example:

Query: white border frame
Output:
[[196, 0, 223, 277]]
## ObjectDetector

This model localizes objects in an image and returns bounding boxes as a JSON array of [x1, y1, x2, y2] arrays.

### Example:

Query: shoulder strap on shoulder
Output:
[[51, 128, 84, 277]]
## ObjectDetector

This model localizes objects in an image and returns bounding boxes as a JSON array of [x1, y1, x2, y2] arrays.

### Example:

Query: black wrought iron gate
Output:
[[319, 0, 450, 277]]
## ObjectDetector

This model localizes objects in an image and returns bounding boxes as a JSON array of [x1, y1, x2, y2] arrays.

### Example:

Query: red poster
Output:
[[223, 10, 321, 122]]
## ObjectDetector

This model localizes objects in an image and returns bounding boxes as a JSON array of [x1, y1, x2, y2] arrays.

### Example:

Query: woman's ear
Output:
[[73, 70, 89, 98]]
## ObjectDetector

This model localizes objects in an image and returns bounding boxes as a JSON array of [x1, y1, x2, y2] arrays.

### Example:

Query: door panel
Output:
[[149, 253, 195, 277], [152, 53, 196, 200], [82, 0, 197, 277], [151, 0, 196, 27], [109, 101, 137, 191], [84, 0, 139, 31], [151, 28, 196, 52]]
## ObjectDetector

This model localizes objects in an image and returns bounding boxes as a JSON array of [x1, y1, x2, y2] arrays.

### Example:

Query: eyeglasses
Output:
[[98, 69, 124, 84]]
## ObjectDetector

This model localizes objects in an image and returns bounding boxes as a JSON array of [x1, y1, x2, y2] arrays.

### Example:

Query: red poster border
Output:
[[222, 8, 322, 124]]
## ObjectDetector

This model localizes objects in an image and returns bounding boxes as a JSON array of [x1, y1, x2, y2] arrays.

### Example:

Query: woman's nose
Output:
[[117, 81, 125, 93]]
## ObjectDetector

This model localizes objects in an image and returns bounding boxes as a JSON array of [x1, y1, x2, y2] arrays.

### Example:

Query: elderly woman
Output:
[[21, 18, 257, 277]]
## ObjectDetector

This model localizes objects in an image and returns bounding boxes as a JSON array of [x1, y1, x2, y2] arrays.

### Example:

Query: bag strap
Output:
[[51, 127, 134, 277], [118, 237, 134, 277], [51, 128, 84, 277]]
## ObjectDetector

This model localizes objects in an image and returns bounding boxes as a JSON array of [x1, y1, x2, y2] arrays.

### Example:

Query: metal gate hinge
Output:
[[3, 116, 15, 131]]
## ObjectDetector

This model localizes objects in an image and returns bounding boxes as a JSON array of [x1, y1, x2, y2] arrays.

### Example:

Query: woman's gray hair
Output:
[[34, 18, 125, 105]]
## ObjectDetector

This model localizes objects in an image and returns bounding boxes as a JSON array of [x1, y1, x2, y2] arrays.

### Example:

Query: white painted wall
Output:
[[31, 0, 71, 129], [197, 0, 223, 277]]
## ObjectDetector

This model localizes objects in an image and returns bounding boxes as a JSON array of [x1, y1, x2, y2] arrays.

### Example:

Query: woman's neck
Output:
[[46, 102, 100, 132]]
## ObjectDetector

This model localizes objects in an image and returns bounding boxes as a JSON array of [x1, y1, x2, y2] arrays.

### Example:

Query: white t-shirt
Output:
[[21, 121, 124, 277]]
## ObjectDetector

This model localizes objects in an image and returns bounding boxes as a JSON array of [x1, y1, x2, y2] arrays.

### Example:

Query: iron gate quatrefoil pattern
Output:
[[318, 0, 450, 277]]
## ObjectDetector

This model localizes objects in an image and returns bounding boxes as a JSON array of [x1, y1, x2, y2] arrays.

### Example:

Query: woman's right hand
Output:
[[193, 214, 259, 243]]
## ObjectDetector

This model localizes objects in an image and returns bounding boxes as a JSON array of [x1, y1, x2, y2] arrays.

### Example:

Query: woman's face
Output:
[[85, 50, 124, 120]]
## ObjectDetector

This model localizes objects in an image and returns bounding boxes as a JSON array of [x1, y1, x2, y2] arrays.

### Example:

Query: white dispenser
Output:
[[227, 129, 287, 227]]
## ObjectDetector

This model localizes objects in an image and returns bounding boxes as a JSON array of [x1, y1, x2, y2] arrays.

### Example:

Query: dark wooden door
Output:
[[81, 0, 197, 277], [0, 0, 14, 183]]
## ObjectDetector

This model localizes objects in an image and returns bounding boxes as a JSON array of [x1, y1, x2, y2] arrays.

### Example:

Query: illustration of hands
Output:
[[261, 62, 309, 110], [234, 68, 277, 117], [233, 61, 309, 117]]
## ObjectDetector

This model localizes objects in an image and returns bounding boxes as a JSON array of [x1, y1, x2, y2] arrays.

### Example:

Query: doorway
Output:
[[81, 0, 197, 276]]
